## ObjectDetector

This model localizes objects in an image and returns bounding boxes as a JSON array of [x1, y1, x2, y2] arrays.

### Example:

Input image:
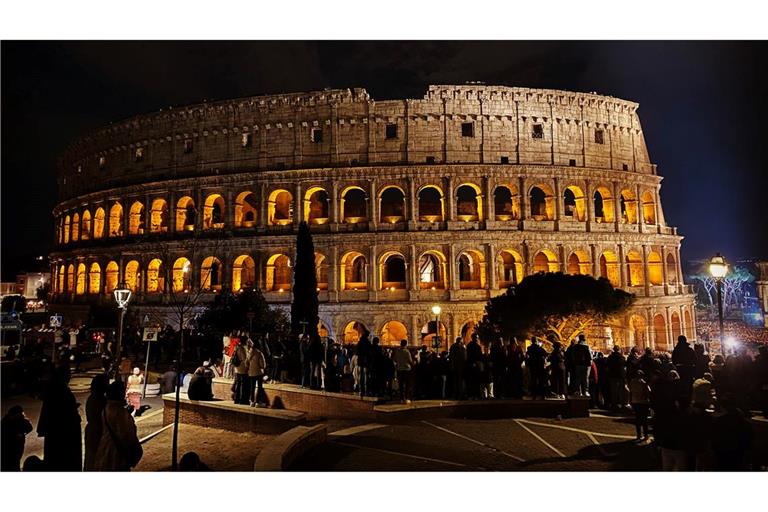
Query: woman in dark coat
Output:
[[84, 374, 108, 471], [548, 341, 567, 398], [37, 365, 82, 471]]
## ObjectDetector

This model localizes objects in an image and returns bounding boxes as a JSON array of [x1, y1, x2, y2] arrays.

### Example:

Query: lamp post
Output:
[[708, 253, 728, 357], [431, 305, 442, 351], [112, 281, 132, 377]]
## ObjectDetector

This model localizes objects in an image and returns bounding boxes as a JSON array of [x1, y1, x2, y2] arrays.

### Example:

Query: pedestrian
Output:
[[466, 333, 483, 399], [605, 345, 626, 409], [572, 334, 593, 397], [711, 395, 754, 470], [449, 337, 467, 399], [693, 344, 710, 379], [671, 335, 696, 396], [299, 334, 311, 388], [309, 334, 325, 390], [84, 374, 108, 471], [126, 367, 144, 414], [1, 405, 33, 472], [247, 341, 267, 406], [232, 338, 249, 404], [93, 381, 143, 471], [526, 337, 548, 400], [37, 365, 82, 471], [692, 373, 715, 410], [564, 339, 577, 394], [490, 338, 507, 399], [628, 370, 651, 441], [159, 364, 178, 394], [356, 333, 372, 397], [547, 341, 567, 399], [188, 367, 214, 401], [393, 339, 413, 402]]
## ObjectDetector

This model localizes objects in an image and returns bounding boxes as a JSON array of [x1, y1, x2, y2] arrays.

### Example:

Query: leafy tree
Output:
[[197, 287, 289, 336], [477, 272, 634, 346], [290, 221, 319, 337]]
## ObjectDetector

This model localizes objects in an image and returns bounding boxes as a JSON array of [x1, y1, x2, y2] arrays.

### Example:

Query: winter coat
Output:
[[629, 376, 651, 404], [393, 347, 413, 371], [37, 380, 82, 471], [572, 343, 593, 366], [93, 401, 143, 471], [84, 393, 107, 471], [449, 342, 467, 373], [187, 374, 213, 400], [247, 347, 267, 377], [233, 345, 249, 374], [1, 413, 33, 471]]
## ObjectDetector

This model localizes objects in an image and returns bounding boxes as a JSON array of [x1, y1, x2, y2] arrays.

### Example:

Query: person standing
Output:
[[605, 346, 626, 409], [490, 338, 507, 399], [572, 334, 593, 397], [526, 337, 548, 400], [548, 341, 567, 399], [247, 341, 267, 406], [37, 365, 82, 471], [393, 339, 413, 403], [1, 405, 33, 471], [466, 334, 483, 400], [671, 335, 696, 400], [94, 381, 143, 471], [506, 339, 525, 399], [356, 333, 372, 397], [628, 370, 651, 440], [232, 338, 249, 404], [309, 334, 325, 390], [449, 337, 467, 400], [126, 367, 144, 414], [84, 374, 108, 471]]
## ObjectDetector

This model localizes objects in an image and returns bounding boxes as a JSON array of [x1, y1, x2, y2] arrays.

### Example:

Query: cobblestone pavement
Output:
[[291, 412, 768, 471]]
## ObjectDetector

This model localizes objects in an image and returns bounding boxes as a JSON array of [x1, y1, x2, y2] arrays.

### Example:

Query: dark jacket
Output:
[[187, 374, 213, 400], [1, 412, 33, 471], [573, 343, 592, 366], [606, 352, 626, 379]]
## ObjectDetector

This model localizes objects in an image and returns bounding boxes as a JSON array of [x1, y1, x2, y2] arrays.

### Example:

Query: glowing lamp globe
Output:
[[113, 282, 132, 309], [431, 305, 442, 316], [708, 253, 728, 280]]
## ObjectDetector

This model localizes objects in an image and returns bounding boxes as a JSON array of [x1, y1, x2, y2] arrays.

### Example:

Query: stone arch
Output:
[[593, 186, 615, 223], [105, 261, 118, 294], [75, 262, 86, 294], [533, 249, 559, 273], [172, 257, 191, 293], [93, 207, 105, 239], [653, 313, 667, 350], [455, 183, 483, 221], [671, 311, 682, 340], [88, 262, 100, 294], [381, 320, 408, 346], [460, 320, 478, 344], [200, 256, 223, 291], [528, 183, 555, 220], [268, 189, 293, 225], [340, 251, 367, 290], [458, 249, 486, 289], [81, 210, 92, 240], [150, 198, 169, 233], [380, 251, 406, 290], [109, 203, 123, 237], [203, 193, 225, 229], [498, 249, 524, 287], [648, 251, 663, 285], [342, 321, 367, 344], [641, 190, 656, 224], [266, 253, 292, 292], [563, 185, 587, 221], [234, 191, 258, 228], [63, 215, 71, 243], [303, 187, 329, 224], [146, 258, 164, 293], [341, 186, 368, 223], [420, 320, 448, 350], [666, 253, 678, 285], [620, 189, 638, 224], [66, 263, 74, 292], [630, 314, 647, 349], [128, 201, 144, 235], [626, 250, 644, 287], [379, 186, 406, 223], [567, 249, 591, 275], [417, 185, 444, 222], [124, 260, 140, 292], [418, 250, 447, 289], [57, 265, 65, 293], [599, 250, 621, 287], [176, 196, 196, 231], [232, 254, 256, 292], [684, 309, 694, 340], [493, 184, 519, 221], [71, 213, 80, 242], [315, 252, 328, 290]]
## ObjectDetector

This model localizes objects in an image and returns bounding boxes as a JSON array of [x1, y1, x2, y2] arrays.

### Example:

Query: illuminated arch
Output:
[[619, 189, 638, 224], [630, 314, 647, 349], [417, 185, 444, 222], [343, 321, 367, 344], [232, 255, 256, 292], [57, 265, 65, 293], [666, 253, 678, 285], [200, 256, 223, 291], [418, 250, 447, 290], [341, 186, 368, 224], [109, 203, 123, 237], [317, 320, 330, 338], [81, 210, 92, 240], [533, 249, 559, 273], [234, 191, 258, 228], [146, 258, 164, 293], [684, 309, 694, 339], [267, 189, 293, 225], [71, 213, 80, 242], [88, 262, 101, 294], [128, 201, 144, 235], [498, 249, 524, 287], [66, 264, 74, 292], [340, 251, 367, 290], [379, 186, 406, 224], [626, 250, 644, 287], [381, 321, 408, 346], [641, 190, 656, 224], [653, 314, 667, 350], [203, 194, 225, 229], [458, 249, 486, 289], [460, 321, 478, 344], [648, 251, 663, 285], [493, 185, 519, 221], [63, 215, 71, 243], [455, 183, 483, 221], [563, 185, 586, 221], [599, 250, 621, 287], [421, 320, 448, 350], [172, 257, 191, 293], [176, 196, 196, 231], [105, 261, 118, 294], [529, 184, 555, 220], [93, 207, 105, 239], [150, 198, 169, 233], [593, 186, 615, 223], [266, 253, 292, 292], [671, 312, 682, 340], [75, 263, 86, 294], [303, 187, 329, 224], [315, 253, 328, 290], [124, 260, 140, 292], [567, 250, 591, 276], [380, 251, 406, 290]]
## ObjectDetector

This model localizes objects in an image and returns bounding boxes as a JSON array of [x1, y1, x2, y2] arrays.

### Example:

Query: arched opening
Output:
[[172, 258, 191, 293], [109, 203, 123, 237], [653, 314, 667, 351], [203, 194, 225, 229], [93, 208, 105, 239], [71, 213, 80, 242], [648, 251, 663, 285], [599, 251, 621, 287], [318, 321, 330, 338], [200, 256, 223, 291], [529, 184, 554, 220], [88, 263, 101, 294], [567, 250, 591, 275], [456, 184, 482, 221], [498, 250, 524, 287], [232, 255, 256, 292], [146, 258, 164, 293], [105, 261, 118, 294], [341, 251, 367, 290], [341, 187, 368, 223], [626, 250, 644, 287], [266, 254, 291, 292], [458, 250, 485, 289], [684, 310, 694, 339], [379, 186, 405, 224], [418, 251, 446, 290], [666, 253, 678, 285], [150, 199, 169, 233], [381, 253, 406, 290], [63, 215, 71, 244], [671, 312, 682, 340], [563, 185, 586, 221], [593, 187, 614, 223], [176, 196, 196, 231], [418, 186, 444, 222], [66, 264, 74, 292], [381, 321, 408, 346], [494, 185, 519, 221], [620, 189, 638, 224], [533, 250, 559, 273], [315, 253, 328, 290], [234, 191, 258, 228], [304, 188, 329, 225], [128, 201, 144, 235], [630, 314, 647, 349], [268, 189, 293, 226], [343, 321, 367, 344], [460, 321, 477, 344], [81, 210, 92, 240], [75, 263, 86, 294], [641, 191, 656, 224], [57, 265, 65, 293], [124, 260, 140, 292], [421, 320, 448, 350]]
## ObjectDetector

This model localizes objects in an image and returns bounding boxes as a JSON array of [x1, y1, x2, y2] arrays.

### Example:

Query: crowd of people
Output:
[[697, 319, 768, 346]]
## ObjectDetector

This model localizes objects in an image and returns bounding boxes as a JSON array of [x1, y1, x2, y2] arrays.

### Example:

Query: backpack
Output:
[[231, 348, 242, 368]]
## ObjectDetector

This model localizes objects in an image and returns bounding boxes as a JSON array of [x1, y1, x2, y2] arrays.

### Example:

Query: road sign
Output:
[[49, 315, 62, 328], [142, 327, 159, 342]]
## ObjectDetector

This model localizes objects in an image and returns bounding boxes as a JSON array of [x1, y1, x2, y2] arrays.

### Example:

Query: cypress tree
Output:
[[290, 221, 319, 337]]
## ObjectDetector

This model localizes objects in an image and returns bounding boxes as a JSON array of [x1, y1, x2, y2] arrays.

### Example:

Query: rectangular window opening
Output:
[[500, 156, 510, 164], [622, 163, 629, 171], [311, 127, 323, 143], [461, 122, 475, 137], [385, 124, 398, 139], [426, 156, 436, 164], [184, 139, 194, 153], [532, 124, 543, 139], [594, 130, 604, 144], [569, 159, 576, 167]]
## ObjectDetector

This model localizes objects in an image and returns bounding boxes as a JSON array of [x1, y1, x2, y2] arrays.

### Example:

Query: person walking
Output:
[[247, 341, 267, 406], [1, 405, 33, 471], [93, 381, 143, 471], [37, 365, 82, 471], [449, 337, 467, 400], [84, 374, 108, 471], [572, 334, 593, 397], [393, 339, 413, 403], [232, 338, 249, 404], [126, 367, 144, 414], [628, 370, 651, 441]]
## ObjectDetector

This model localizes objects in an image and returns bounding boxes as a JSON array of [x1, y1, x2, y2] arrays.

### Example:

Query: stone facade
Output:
[[50, 85, 696, 351]]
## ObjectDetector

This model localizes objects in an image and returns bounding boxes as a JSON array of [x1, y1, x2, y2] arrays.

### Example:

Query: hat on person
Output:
[[203, 360, 211, 367], [133, 367, 141, 375]]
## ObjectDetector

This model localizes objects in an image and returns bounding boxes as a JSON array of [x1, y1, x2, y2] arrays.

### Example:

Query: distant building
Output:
[[0, 282, 16, 297], [15, 272, 50, 299], [756, 261, 768, 328]]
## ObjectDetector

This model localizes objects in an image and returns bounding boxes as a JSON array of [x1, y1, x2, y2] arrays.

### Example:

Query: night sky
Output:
[[2, 41, 767, 280]]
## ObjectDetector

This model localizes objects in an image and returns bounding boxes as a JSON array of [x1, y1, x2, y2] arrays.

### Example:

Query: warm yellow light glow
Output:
[[278, 288, 284, 293], [709, 253, 728, 279], [431, 305, 442, 316]]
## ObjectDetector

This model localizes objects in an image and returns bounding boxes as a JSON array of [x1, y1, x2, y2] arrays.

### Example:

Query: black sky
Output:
[[2, 41, 767, 280]]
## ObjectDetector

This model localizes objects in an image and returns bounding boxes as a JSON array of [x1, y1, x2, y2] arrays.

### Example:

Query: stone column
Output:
[[409, 244, 419, 292], [647, 308, 657, 349], [519, 177, 527, 221], [448, 243, 458, 290], [590, 244, 599, 277], [293, 183, 302, 226], [618, 244, 627, 288], [329, 246, 339, 302], [445, 176, 455, 222], [369, 178, 378, 228], [665, 306, 673, 350], [661, 246, 669, 295], [331, 183, 339, 227], [408, 177, 417, 222], [369, 244, 378, 293], [558, 245, 567, 273], [636, 184, 643, 227], [642, 244, 650, 297], [259, 183, 267, 228], [168, 190, 177, 232], [676, 247, 684, 293], [483, 176, 493, 222], [225, 188, 234, 228], [487, 242, 498, 290], [612, 181, 621, 231], [195, 188, 203, 231], [410, 314, 420, 347], [585, 180, 594, 226], [553, 177, 562, 222], [144, 194, 151, 234]]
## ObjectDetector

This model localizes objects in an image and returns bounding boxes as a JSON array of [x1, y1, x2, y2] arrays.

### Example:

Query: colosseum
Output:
[[50, 84, 696, 351]]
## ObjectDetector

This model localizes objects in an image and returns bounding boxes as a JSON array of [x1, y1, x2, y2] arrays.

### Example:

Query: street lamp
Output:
[[112, 281, 132, 376], [431, 305, 442, 351], [708, 253, 728, 357]]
